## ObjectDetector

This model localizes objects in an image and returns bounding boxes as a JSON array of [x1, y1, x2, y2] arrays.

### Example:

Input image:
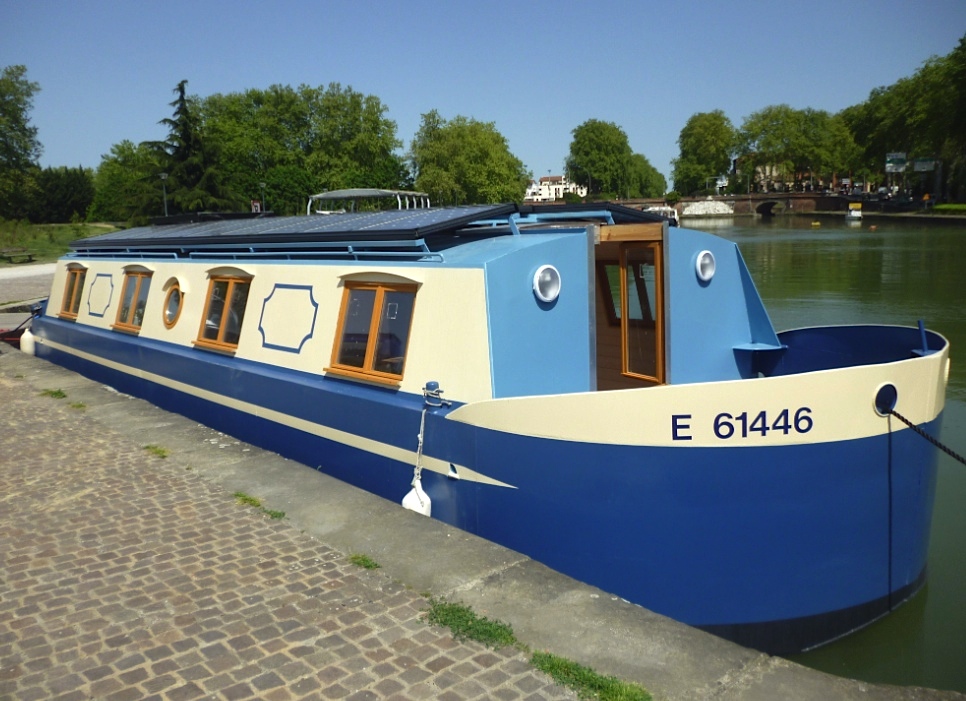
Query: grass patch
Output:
[[144, 444, 170, 459], [233, 491, 262, 508], [531, 651, 651, 701], [0, 220, 119, 264], [232, 491, 285, 520], [933, 203, 966, 215], [424, 599, 651, 700], [40, 388, 67, 399], [68, 402, 86, 410], [424, 598, 517, 649], [349, 553, 381, 570]]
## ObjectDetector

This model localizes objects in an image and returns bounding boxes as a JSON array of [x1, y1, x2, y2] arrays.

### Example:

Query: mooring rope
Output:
[[890, 409, 966, 466]]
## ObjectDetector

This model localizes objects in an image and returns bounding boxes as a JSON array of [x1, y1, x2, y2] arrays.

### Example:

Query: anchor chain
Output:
[[890, 409, 966, 466]]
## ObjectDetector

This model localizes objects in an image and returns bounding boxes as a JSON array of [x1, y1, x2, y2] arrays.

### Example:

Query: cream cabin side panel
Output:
[[224, 263, 492, 402], [395, 267, 492, 401]]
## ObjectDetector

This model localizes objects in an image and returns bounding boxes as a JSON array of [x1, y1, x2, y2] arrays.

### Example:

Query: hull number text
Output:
[[672, 408, 813, 441]]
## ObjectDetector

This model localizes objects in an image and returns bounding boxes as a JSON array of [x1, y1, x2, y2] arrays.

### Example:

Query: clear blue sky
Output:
[[4, 0, 964, 188]]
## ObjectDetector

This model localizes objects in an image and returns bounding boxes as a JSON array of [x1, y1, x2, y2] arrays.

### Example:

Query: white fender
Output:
[[402, 478, 431, 516], [20, 327, 35, 356]]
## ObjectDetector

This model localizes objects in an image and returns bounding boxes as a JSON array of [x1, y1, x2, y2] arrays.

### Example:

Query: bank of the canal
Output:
[[2, 263, 962, 700]]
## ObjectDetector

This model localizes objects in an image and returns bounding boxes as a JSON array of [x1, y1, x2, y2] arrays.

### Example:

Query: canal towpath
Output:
[[1, 262, 962, 701]]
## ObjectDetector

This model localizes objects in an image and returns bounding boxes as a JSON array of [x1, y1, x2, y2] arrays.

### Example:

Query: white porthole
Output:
[[695, 250, 716, 282], [533, 265, 561, 303]]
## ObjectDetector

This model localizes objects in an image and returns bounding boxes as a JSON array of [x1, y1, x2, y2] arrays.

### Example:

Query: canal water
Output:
[[691, 214, 965, 693]]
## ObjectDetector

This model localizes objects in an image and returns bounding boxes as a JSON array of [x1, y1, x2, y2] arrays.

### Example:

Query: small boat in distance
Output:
[[24, 200, 949, 655], [847, 201, 863, 220]]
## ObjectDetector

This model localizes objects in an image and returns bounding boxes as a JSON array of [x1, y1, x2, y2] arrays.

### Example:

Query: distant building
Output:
[[524, 175, 588, 203]]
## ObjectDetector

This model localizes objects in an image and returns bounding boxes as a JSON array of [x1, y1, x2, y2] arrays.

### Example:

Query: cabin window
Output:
[[59, 267, 87, 320], [163, 283, 183, 329], [113, 271, 152, 333], [327, 282, 417, 383], [194, 276, 251, 352], [621, 243, 664, 383]]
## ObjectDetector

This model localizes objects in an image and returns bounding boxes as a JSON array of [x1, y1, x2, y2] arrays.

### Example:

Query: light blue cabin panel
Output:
[[484, 234, 594, 398], [666, 227, 780, 384]]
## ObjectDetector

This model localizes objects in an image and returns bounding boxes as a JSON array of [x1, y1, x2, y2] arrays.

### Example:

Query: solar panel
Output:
[[72, 204, 516, 251]]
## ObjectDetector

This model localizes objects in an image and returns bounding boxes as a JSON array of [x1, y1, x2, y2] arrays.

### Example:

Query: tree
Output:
[[0, 65, 42, 219], [27, 166, 95, 223], [671, 111, 735, 195], [627, 153, 667, 198], [87, 140, 163, 223], [409, 110, 528, 204], [303, 83, 404, 191], [737, 104, 805, 191], [153, 80, 234, 213], [566, 120, 632, 197]]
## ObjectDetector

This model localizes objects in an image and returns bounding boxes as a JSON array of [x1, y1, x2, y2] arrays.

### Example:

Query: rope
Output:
[[890, 409, 966, 466], [411, 407, 428, 504]]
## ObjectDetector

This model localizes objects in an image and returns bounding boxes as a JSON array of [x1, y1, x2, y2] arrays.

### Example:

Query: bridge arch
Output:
[[756, 200, 782, 215]]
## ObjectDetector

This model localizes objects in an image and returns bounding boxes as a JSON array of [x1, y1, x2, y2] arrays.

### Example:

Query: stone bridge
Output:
[[629, 192, 848, 216]]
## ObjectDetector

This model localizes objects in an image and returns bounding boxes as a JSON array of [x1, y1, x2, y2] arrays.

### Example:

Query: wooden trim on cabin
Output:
[[58, 267, 87, 320], [599, 222, 664, 242], [112, 270, 153, 333], [193, 275, 252, 354], [325, 280, 417, 385], [618, 241, 665, 384], [162, 283, 184, 329]]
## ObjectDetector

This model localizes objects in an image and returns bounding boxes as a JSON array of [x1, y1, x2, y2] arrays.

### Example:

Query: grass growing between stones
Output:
[[144, 444, 170, 459], [530, 651, 651, 701], [425, 598, 516, 648], [349, 553, 381, 570], [232, 491, 286, 520], [40, 388, 67, 398], [424, 598, 651, 701]]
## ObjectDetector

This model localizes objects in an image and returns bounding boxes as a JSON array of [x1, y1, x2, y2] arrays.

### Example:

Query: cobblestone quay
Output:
[[0, 356, 575, 700]]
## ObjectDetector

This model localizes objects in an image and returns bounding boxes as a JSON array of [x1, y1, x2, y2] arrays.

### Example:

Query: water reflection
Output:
[[704, 214, 966, 692]]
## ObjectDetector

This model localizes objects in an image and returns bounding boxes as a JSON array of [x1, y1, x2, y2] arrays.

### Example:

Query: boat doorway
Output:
[[594, 225, 665, 390]]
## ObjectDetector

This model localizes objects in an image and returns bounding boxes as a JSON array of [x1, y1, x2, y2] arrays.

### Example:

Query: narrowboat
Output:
[[24, 198, 950, 655]]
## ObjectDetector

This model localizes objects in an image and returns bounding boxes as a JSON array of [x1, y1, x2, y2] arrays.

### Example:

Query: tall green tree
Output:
[[409, 110, 528, 204], [566, 119, 633, 197], [672, 110, 736, 195], [0, 65, 42, 219], [154, 80, 234, 213]]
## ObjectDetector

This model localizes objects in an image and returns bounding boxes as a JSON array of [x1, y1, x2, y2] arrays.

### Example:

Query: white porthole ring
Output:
[[533, 265, 561, 303], [695, 250, 716, 283]]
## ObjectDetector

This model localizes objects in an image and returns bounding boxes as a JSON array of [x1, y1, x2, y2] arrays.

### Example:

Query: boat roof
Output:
[[69, 202, 666, 259]]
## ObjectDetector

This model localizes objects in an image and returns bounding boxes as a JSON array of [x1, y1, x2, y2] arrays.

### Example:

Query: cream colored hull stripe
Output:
[[40, 338, 515, 489]]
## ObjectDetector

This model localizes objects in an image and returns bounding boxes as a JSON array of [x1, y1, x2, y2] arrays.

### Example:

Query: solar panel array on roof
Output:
[[72, 204, 516, 251]]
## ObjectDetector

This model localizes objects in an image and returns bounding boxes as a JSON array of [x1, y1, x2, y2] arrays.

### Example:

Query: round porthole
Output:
[[533, 265, 561, 303], [163, 284, 183, 328], [695, 250, 716, 282]]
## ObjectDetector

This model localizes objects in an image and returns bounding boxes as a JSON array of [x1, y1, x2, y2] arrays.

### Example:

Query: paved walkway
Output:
[[1, 263, 963, 700], [0, 355, 578, 701]]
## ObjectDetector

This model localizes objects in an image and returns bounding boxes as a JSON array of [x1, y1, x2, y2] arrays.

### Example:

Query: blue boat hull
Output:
[[30, 316, 941, 655]]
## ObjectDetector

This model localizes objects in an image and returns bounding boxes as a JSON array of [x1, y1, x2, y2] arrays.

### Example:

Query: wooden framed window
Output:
[[113, 271, 152, 333], [194, 276, 251, 352], [59, 267, 87, 320], [620, 242, 664, 383], [162, 283, 183, 329], [327, 281, 417, 384]]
